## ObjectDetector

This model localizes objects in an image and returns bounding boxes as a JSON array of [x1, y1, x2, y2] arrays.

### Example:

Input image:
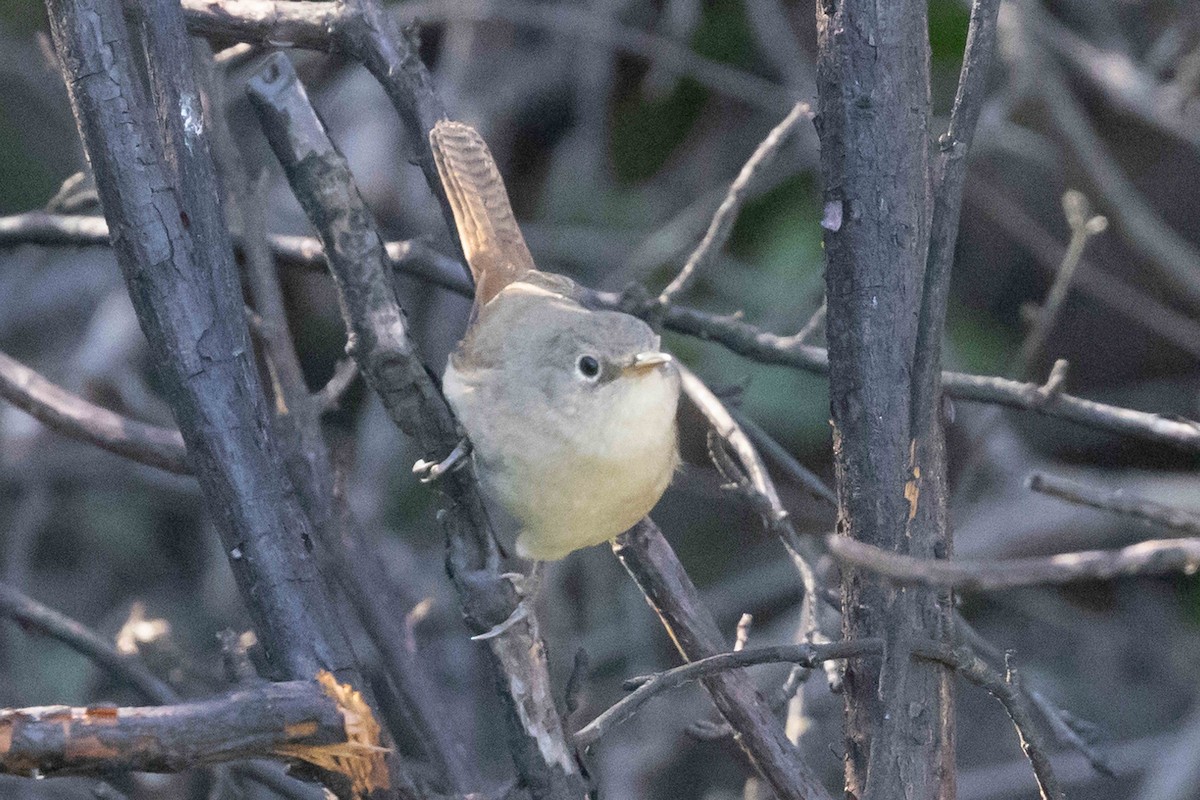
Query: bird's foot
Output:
[[469, 565, 544, 641], [413, 439, 470, 483]]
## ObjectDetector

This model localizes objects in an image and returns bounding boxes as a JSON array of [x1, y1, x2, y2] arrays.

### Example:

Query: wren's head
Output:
[[452, 279, 679, 447]]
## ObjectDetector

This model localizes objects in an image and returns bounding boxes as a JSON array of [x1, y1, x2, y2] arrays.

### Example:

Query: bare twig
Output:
[[732, 411, 837, 508], [7, 211, 1197, 453], [1027, 472, 1200, 536], [680, 368, 822, 632], [314, 360, 360, 413], [967, 181, 1200, 360], [657, 101, 811, 306], [575, 638, 879, 747], [0, 212, 472, 295], [577, 636, 1064, 799], [790, 299, 826, 345], [0, 350, 189, 475], [829, 533, 1200, 590], [0, 582, 175, 704], [1015, 190, 1107, 377], [1033, 45, 1200, 312]]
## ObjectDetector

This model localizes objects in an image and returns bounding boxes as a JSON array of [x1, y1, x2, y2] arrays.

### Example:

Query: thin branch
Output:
[[1033, 42, 1200, 312], [657, 101, 811, 306], [953, 616, 1116, 778], [966, 180, 1200, 361], [1028, 472, 1200, 536], [611, 519, 833, 800], [912, 0, 1002, 434], [0, 350, 189, 475], [791, 298, 826, 345], [732, 411, 837, 508], [828, 533, 1200, 590], [246, 52, 585, 798], [314, 359, 360, 413], [7, 211, 1197, 453], [1015, 191, 1107, 378], [679, 367, 823, 646], [0, 212, 472, 295], [577, 636, 1063, 800]]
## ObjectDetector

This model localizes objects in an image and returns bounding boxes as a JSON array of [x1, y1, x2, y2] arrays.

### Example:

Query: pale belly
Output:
[[444, 363, 679, 560], [501, 432, 678, 560]]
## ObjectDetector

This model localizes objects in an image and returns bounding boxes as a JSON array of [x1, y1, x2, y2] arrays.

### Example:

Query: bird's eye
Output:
[[576, 354, 601, 380]]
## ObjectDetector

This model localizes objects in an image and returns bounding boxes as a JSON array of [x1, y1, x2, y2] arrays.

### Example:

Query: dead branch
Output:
[[7, 211, 1196, 453], [815, 0, 952, 793], [578, 636, 1063, 800], [575, 638, 878, 747], [43, 1, 404, 795], [0, 678, 375, 784]]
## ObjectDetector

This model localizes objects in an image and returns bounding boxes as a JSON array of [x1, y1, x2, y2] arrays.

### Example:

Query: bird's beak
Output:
[[623, 351, 674, 376]]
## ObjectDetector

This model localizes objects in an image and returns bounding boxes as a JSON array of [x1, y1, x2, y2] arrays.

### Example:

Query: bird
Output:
[[416, 120, 681, 635]]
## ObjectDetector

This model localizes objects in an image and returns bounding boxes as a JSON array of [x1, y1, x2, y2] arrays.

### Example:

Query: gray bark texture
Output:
[[814, 2, 955, 798]]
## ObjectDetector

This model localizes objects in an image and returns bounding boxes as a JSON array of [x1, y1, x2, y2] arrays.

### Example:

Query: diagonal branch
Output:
[[0, 350, 189, 475], [657, 101, 811, 306], [612, 519, 833, 800], [245, 52, 586, 799], [1028, 472, 1200, 535]]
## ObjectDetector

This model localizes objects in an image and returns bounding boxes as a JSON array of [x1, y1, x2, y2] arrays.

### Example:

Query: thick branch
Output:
[[612, 519, 833, 800], [828, 534, 1200, 590], [0, 680, 352, 778], [42, 10, 396, 798], [815, 0, 949, 795], [0, 350, 189, 475], [245, 53, 585, 799]]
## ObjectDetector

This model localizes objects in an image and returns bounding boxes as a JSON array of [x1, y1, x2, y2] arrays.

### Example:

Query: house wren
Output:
[[422, 121, 680, 565]]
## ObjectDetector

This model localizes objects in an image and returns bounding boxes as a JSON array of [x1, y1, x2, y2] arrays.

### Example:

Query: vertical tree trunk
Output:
[[814, 2, 954, 798]]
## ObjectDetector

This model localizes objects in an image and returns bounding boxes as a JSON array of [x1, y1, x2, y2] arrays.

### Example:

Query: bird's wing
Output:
[[430, 120, 536, 311]]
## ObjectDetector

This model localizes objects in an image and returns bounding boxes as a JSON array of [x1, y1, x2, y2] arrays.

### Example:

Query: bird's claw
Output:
[[469, 564, 544, 641], [413, 439, 470, 483], [470, 601, 530, 641]]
